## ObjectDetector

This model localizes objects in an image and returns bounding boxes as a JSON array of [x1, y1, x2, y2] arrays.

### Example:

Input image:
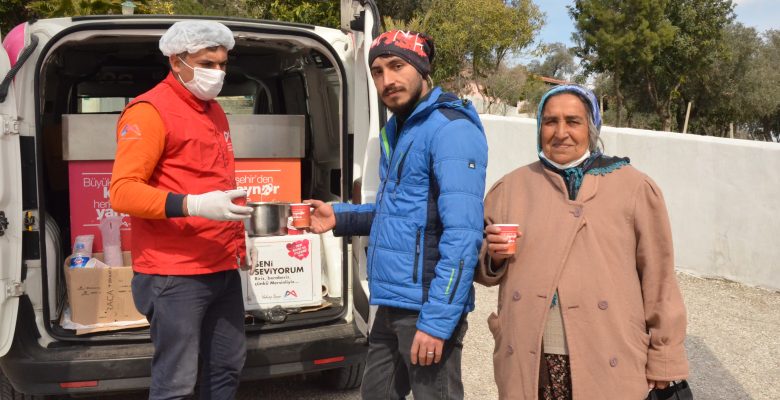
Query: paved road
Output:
[[64, 272, 778, 399]]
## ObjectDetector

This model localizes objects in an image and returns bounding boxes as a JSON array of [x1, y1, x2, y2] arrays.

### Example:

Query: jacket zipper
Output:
[[368, 126, 400, 278], [448, 259, 465, 304], [392, 141, 413, 199], [396, 147, 411, 186], [412, 229, 421, 284]]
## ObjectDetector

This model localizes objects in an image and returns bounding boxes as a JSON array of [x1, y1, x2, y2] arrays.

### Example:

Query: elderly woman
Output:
[[476, 84, 689, 399]]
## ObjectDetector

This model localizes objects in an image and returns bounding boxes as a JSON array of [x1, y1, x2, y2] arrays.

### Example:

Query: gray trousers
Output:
[[131, 269, 246, 400], [361, 306, 468, 400]]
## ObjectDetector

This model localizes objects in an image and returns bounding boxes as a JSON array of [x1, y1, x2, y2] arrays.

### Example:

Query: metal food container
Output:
[[245, 202, 290, 237]]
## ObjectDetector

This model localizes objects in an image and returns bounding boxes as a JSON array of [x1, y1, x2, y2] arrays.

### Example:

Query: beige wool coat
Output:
[[476, 161, 689, 400]]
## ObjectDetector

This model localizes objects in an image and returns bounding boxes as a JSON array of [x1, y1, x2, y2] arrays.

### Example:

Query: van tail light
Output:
[[59, 381, 99, 389], [313, 356, 345, 365]]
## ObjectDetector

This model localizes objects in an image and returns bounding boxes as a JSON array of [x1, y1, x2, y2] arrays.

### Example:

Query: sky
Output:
[[528, 0, 779, 53]]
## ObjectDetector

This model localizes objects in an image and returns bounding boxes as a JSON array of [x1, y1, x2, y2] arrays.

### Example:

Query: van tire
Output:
[[0, 371, 50, 400], [319, 362, 364, 390]]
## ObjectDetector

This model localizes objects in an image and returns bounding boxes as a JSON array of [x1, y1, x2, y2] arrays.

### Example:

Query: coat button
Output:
[[609, 357, 618, 367], [507, 345, 514, 355], [512, 291, 521, 301], [598, 301, 609, 310], [572, 207, 582, 217]]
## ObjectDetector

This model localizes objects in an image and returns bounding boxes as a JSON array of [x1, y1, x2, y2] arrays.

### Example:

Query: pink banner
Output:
[[68, 161, 131, 252]]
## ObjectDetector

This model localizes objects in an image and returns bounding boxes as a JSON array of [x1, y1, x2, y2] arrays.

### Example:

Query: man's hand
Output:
[[485, 224, 522, 262], [410, 330, 444, 367], [648, 380, 670, 390], [186, 189, 252, 221], [305, 199, 336, 233]]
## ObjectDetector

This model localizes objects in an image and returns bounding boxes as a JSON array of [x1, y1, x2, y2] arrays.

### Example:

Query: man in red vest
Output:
[[110, 20, 251, 400]]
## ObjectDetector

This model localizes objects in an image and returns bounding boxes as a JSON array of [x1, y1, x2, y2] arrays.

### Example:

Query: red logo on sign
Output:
[[286, 239, 310, 260]]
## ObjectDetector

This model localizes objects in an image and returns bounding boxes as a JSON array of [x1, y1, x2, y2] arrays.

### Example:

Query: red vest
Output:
[[125, 73, 245, 275]]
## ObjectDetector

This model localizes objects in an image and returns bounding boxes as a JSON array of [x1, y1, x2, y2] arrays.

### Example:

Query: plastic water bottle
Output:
[[69, 234, 94, 268]]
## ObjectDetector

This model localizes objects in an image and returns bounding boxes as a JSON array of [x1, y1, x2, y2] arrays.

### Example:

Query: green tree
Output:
[[481, 63, 528, 114], [572, 0, 735, 131], [247, 0, 339, 27], [518, 75, 548, 115], [679, 23, 761, 136], [527, 42, 577, 81], [650, 0, 735, 131], [748, 30, 780, 140], [377, 0, 428, 23], [0, 0, 32, 35], [571, 0, 676, 127], [385, 0, 543, 93], [27, 0, 152, 17]]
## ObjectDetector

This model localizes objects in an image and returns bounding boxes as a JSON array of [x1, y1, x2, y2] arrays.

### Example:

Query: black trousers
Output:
[[361, 306, 468, 400], [131, 269, 246, 400]]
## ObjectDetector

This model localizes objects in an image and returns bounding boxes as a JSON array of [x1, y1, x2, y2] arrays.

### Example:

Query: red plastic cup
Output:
[[290, 203, 311, 228], [495, 224, 519, 255]]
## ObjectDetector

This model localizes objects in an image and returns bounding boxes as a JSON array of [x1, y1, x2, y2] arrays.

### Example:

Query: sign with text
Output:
[[68, 161, 131, 252], [234, 158, 301, 203], [240, 233, 322, 310]]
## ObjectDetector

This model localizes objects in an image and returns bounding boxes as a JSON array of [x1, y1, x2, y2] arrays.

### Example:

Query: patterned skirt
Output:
[[538, 353, 572, 400]]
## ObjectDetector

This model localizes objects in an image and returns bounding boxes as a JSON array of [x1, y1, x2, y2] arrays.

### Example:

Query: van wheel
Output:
[[319, 362, 364, 390]]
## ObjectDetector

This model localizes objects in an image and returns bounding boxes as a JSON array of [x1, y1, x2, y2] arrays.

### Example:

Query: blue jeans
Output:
[[361, 306, 468, 400], [131, 269, 246, 400]]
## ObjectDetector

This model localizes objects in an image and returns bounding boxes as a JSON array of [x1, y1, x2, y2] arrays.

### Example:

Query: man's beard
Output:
[[383, 77, 424, 118]]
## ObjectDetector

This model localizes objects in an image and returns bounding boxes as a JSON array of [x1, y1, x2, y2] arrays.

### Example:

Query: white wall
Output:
[[480, 115, 780, 291]]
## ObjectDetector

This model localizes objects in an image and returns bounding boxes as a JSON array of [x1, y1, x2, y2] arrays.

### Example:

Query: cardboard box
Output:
[[63, 252, 147, 329], [235, 158, 301, 203], [241, 233, 322, 310], [68, 161, 131, 252]]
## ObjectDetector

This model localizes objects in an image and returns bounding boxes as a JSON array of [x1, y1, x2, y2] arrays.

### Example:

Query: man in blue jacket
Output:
[[307, 30, 487, 399]]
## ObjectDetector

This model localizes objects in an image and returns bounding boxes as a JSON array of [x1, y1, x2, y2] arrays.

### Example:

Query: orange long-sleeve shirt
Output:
[[110, 102, 172, 219]]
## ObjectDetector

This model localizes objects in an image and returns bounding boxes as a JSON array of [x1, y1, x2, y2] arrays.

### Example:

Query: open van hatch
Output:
[[34, 23, 350, 341]]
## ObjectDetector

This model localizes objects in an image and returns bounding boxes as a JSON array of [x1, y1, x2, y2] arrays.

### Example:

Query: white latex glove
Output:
[[186, 189, 252, 221]]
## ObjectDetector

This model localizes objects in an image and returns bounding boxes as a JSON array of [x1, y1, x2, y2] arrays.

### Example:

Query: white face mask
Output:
[[177, 56, 225, 101]]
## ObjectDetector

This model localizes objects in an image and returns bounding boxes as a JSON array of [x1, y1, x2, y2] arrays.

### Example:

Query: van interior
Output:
[[35, 30, 349, 340]]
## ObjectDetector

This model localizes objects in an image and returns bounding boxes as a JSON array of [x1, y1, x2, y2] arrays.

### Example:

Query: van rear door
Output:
[[343, 0, 381, 334], [0, 32, 25, 357]]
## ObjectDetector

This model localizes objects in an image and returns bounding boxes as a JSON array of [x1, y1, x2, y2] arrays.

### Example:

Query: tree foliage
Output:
[[384, 0, 543, 95], [527, 42, 577, 81], [26, 0, 153, 17], [572, 0, 736, 131], [571, 0, 676, 127], [0, 0, 32, 35], [481, 63, 528, 114], [246, 0, 339, 27], [20, 0, 338, 27], [377, 0, 428, 23]]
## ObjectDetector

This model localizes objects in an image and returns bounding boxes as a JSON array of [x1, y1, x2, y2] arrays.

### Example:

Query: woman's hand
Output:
[[304, 199, 336, 233], [485, 224, 522, 262]]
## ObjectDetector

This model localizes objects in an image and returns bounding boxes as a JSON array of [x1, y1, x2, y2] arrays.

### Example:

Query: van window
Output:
[[216, 95, 255, 115], [76, 95, 256, 115], [78, 97, 129, 113]]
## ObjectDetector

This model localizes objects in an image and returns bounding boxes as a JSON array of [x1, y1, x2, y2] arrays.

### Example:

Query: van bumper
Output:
[[0, 318, 367, 396]]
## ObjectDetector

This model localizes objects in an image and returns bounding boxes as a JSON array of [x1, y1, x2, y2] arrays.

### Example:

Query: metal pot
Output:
[[245, 202, 290, 237]]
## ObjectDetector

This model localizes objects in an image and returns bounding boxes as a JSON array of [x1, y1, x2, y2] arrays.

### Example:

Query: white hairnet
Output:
[[159, 20, 235, 56]]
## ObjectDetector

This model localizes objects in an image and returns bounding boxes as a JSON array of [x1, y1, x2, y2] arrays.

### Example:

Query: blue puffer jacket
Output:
[[333, 87, 488, 339]]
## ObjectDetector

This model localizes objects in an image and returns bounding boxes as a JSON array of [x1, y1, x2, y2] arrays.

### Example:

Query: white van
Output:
[[0, 1, 384, 397]]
